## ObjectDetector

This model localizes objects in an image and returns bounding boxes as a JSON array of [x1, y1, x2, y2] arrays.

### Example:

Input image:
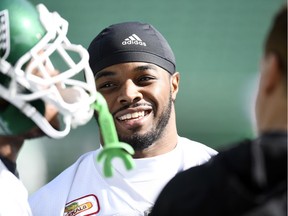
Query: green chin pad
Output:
[[0, 100, 45, 135]]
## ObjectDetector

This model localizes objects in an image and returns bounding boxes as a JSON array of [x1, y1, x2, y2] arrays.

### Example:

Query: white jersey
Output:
[[0, 160, 32, 216], [29, 136, 217, 216]]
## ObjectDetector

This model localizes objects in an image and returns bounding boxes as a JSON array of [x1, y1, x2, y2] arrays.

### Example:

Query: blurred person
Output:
[[0, 0, 97, 215], [29, 21, 218, 215], [151, 5, 287, 216]]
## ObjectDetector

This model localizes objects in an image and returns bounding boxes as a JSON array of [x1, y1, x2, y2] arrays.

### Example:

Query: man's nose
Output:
[[117, 79, 142, 105]]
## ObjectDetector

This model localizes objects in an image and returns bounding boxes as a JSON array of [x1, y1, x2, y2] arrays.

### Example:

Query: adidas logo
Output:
[[122, 34, 146, 46]]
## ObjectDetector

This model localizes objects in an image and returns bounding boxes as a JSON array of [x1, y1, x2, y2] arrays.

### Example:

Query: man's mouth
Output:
[[117, 110, 150, 121]]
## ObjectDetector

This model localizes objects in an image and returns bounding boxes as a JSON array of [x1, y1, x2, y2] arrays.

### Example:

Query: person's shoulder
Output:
[[30, 150, 96, 198], [178, 136, 218, 155], [29, 150, 98, 214], [177, 136, 217, 168], [55, 150, 97, 181]]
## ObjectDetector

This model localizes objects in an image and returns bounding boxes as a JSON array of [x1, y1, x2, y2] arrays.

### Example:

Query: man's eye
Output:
[[98, 82, 114, 89], [138, 76, 154, 82]]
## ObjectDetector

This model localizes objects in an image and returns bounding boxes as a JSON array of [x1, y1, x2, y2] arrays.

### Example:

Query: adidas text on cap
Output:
[[88, 21, 176, 76]]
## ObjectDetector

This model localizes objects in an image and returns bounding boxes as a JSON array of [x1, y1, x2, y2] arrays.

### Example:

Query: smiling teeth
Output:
[[118, 111, 145, 120]]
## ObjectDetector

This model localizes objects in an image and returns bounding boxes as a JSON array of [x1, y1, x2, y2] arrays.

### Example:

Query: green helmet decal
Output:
[[0, 0, 46, 65]]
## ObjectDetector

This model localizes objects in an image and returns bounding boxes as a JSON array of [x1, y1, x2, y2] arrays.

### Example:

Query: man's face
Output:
[[95, 62, 177, 150]]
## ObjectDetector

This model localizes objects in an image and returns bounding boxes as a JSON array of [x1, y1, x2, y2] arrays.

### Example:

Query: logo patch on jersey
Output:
[[64, 194, 100, 216], [0, 9, 10, 60]]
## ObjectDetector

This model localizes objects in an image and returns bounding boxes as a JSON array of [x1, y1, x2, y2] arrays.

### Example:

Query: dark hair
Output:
[[264, 5, 287, 85]]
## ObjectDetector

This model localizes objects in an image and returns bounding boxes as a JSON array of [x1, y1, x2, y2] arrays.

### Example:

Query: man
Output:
[[0, 0, 96, 215], [29, 21, 217, 215], [151, 5, 287, 216]]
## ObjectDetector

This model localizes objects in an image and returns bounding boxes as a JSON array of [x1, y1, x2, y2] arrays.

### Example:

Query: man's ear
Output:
[[262, 53, 281, 94], [171, 72, 180, 101]]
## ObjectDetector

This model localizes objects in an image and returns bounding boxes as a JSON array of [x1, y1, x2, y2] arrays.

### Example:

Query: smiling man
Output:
[[95, 62, 177, 158], [29, 21, 217, 216]]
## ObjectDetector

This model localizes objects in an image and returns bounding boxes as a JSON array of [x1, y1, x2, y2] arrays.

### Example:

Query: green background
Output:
[[18, 0, 285, 193]]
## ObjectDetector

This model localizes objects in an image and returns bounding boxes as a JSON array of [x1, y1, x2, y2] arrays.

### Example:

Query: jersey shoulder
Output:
[[29, 150, 96, 214]]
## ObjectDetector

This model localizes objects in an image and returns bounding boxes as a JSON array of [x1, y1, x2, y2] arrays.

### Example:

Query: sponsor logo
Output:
[[64, 194, 100, 216], [122, 34, 146, 46]]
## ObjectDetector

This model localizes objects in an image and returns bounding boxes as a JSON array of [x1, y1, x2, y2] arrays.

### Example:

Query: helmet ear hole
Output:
[[0, 99, 9, 112], [0, 71, 46, 136], [0, 73, 10, 88], [0, 100, 45, 135]]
